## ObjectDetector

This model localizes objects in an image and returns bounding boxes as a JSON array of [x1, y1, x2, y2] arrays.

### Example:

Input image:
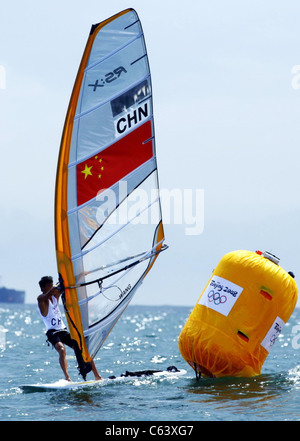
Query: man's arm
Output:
[[37, 286, 61, 316]]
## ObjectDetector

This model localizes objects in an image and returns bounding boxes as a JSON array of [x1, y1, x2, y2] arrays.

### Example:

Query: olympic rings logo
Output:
[[207, 290, 227, 305]]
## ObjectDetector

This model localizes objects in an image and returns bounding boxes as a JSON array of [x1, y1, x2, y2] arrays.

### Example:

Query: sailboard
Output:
[[55, 9, 167, 366], [21, 367, 186, 393]]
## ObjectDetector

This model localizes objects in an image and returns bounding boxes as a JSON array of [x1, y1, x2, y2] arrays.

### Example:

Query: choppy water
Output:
[[0, 304, 299, 421]]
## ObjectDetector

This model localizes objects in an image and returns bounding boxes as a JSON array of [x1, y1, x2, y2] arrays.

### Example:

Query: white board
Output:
[[21, 368, 186, 392]]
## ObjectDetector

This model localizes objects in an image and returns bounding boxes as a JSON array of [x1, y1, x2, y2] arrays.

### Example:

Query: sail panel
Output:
[[69, 78, 152, 166], [75, 120, 153, 207], [75, 157, 157, 249], [55, 9, 165, 363], [79, 37, 148, 116], [87, 12, 142, 69]]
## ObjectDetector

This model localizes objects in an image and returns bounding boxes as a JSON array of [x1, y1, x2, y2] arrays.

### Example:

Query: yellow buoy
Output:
[[178, 250, 298, 378]]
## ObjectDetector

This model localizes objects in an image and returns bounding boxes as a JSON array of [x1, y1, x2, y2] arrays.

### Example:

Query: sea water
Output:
[[0, 304, 299, 421]]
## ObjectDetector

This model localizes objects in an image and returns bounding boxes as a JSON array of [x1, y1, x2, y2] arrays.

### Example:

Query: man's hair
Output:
[[39, 276, 53, 290]]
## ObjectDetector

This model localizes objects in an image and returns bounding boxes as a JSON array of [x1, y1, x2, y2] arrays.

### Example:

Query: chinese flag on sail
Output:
[[76, 121, 153, 206]]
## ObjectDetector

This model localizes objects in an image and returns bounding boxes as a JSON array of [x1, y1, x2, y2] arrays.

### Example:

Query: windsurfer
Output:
[[37, 276, 101, 381]]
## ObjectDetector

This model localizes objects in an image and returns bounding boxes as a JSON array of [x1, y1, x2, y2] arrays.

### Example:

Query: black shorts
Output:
[[46, 329, 74, 349]]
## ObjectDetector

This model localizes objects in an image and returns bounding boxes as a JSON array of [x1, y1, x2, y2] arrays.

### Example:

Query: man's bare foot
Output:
[[90, 360, 102, 380]]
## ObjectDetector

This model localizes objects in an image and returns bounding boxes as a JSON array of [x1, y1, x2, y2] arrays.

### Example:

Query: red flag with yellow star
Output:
[[76, 121, 153, 206]]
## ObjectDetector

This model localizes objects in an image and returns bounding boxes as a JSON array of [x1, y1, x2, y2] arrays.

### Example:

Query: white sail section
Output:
[[55, 9, 166, 361]]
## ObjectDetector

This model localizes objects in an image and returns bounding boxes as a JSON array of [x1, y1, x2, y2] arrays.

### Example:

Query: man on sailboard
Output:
[[37, 276, 101, 382]]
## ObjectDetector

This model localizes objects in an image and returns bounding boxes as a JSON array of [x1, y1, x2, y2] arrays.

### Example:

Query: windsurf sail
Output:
[[55, 9, 167, 363]]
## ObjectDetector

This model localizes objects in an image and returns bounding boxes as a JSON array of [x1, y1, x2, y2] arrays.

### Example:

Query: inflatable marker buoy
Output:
[[178, 250, 298, 378]]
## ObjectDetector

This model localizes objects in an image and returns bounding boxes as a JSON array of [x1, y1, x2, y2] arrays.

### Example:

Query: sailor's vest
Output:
[[39, 296, 66, 332]]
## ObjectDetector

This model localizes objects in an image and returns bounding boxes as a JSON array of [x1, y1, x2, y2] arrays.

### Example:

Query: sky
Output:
[[0, 0, 300, 306]]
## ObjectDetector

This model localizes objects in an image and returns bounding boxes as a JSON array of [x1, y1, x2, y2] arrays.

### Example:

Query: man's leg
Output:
[[55, 342, 71, 381], [91, 360, 102, 380], [70, 339, 92, 380], [60, 331, 101, 381]]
